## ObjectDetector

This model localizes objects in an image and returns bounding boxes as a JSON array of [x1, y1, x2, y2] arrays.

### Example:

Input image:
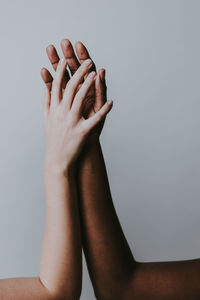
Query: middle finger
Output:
[[61, 39, 80, 76]]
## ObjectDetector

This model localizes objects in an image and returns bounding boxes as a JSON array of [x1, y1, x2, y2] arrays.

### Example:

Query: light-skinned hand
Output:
[[41, 39, 108, 143], [43, 57, 113, 175]]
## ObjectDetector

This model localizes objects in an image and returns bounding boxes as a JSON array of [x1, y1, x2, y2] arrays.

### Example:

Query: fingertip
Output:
[[46, 44, 54, 53], [88, 71, 96, 78], [75, 40, 82, 48], [102, 100, 113, 114], [99, 99, 113, 116], [40, 68, 49, 83], [40, 67, 48, 74], [100, 68, 106, 74], [95, 70, 104, 91], [40, 67, 53, 84], [75, 41, 92, 63], [40, 68, 45, 77], [60, 38, 71, 48], [100, 68, 106, 81], [75, 41, 85, 53]]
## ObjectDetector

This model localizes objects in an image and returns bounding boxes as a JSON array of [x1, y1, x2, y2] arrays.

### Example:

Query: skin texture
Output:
[[42, 39, 200, 300], [0, 50, 112, 299], [41, 58, 112, 300]]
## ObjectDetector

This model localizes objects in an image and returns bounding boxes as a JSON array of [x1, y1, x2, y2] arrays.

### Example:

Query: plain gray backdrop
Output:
[[0, 0, 200, 299]]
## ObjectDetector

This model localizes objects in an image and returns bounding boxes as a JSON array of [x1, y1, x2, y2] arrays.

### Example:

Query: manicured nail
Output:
[[89, 71, 96, 78], [84, 58, 92, 66]]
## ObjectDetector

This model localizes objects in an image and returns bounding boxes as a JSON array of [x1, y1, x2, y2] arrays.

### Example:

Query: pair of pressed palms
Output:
[[0, 39, 199, 300]]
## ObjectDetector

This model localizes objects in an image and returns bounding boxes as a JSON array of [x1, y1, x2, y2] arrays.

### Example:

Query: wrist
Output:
[[44, 160, 75, 178], [83, 135, 101, 151], [77, 138, 102, 171]]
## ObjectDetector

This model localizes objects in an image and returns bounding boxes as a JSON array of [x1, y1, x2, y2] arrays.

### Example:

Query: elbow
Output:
[[56, 281, 82, 300], [52, 294, 81, 300], [93, 279, 130, 300], [46, 290, 81, 300], [93, 262, 140, 300], [94, 287, 128, 300], [38, 276, 82, 300], [49, 286, 82, 300], [54, 292, 81, 300]]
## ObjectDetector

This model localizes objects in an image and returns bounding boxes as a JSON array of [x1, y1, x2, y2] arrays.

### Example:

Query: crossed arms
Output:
[[0, 39, 200, 300]]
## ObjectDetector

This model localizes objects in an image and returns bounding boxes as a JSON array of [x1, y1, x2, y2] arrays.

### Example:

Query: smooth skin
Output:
[[0, 55, 112, 299], [41, 39, 200, 300]]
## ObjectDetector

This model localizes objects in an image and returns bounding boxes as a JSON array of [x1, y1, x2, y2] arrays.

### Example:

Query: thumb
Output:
[[85, 100, 113, 131]]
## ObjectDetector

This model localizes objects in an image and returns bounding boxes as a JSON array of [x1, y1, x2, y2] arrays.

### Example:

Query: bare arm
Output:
[[77, 140, 136, 299], [0, 68, 82, 299], [124, 258, 200, 300], [41, 39, 200, 300], [0, 58, 84, 300], [40, 56, 112, 299], [78, 140, 200, 300], [40, 169, 82, 299], [71, 43, 200, 299], [0, 53, 113, 299], [76, 60, 200, 299], [0, 170, 82, 300]]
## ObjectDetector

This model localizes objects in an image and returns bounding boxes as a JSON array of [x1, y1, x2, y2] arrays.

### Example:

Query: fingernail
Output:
[[108, 100, 113, 105], [89, 71, 96, 78], [84, 58, 92, 66]]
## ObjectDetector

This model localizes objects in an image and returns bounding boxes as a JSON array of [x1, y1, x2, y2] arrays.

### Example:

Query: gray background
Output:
[[0, 0, 200, 299]]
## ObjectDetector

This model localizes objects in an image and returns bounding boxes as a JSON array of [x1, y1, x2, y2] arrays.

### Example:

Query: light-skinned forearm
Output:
[[40, 166, 82, 300], [0, 167, 82, 300]]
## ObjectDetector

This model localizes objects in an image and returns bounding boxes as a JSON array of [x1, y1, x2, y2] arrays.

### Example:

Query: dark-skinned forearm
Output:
[[77, 139, 136, 299]]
